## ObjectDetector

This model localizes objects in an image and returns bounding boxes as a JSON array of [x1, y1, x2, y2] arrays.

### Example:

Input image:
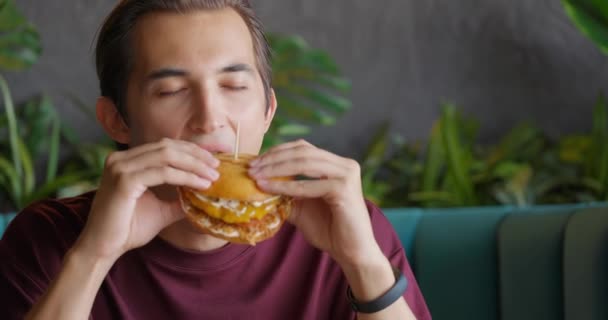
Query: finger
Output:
[[264, 138, 312, 153], [176, 140, 221, 167], [128, 139, 219, 167], [115, 146, 220, 182], [159, 201, 188, 226], [252, 139, 313, 163], [110, 138, 220, 168], [256, 179, 338, 198], [105, 138, 171, 163], [252, 143, 344, 171], [250, 156, 348, 180], [125, 166, 213, 191]]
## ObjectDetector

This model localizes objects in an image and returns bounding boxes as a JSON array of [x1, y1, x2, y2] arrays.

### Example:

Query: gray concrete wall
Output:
[[6, 0, 608, 158]]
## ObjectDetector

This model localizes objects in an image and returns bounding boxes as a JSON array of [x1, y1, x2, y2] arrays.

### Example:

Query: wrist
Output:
[[73, 226, 127, 263], [335, 243, 386, 273], [338, 249, 395, 302], [69, 239, 120, 272]]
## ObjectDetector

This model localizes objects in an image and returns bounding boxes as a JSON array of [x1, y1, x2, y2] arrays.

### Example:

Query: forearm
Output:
[[340, 251, 416, 320], [25, 245, 116, 320]]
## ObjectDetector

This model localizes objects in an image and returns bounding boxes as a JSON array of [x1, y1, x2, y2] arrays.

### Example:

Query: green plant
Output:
[[0, 0, 41, 70], [264, 33, 351, 149], [361, 102, 608, 208], [417, 105, 481, 206], [55, 141, 114, 199], [360, 122, 391, 205], [557, 95, 608, 200], [0, 92, 95, 210], [563, 0, 608, 54], [0, 0, 41, 210], [0, 1, 93, 211], [360, 0, 608, 208], [561, 0, 608, 200]]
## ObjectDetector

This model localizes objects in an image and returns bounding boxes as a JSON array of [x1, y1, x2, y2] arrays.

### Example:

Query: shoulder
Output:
[[1, 192, 95, 266], [0, 192, 95, 317]]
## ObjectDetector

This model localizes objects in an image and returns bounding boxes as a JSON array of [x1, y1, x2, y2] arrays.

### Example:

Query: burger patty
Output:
[[183, 197, 292, 245]]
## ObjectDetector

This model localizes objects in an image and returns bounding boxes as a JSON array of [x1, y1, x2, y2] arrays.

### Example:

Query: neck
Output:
[[159, 219, 228, 252]]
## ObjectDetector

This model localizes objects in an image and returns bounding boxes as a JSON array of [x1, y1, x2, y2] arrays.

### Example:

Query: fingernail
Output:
[[210, 170, 220, 180], [198, 179, 211, 188], [257, 179, 268, 186], [248, 167, 259, 177]]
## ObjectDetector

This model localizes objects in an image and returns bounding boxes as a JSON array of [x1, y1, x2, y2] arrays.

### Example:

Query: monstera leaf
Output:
[[563, 0, 608, 54], [265, 33, 351, 149], [0, 0, 41, 70]]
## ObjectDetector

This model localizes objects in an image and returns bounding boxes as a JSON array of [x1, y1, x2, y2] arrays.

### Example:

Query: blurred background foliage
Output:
[[361, 0, 608, 207], [2, 0, 608, 211], [361, 99, 608, 207]]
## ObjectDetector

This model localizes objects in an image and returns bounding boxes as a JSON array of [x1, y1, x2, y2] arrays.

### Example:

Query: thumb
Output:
[[286, 199, 304, 227], [160, 201, 186, 226]]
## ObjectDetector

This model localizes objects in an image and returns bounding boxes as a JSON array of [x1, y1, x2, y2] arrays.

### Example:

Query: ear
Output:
[[263, 89, 278, 134], [96, 97, 130, 145]]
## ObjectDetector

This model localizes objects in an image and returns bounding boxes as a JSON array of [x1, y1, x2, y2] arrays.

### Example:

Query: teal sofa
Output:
[[384, 204, 608, 320], [0, 212, 15, 237], [2, 204, 607, 320]]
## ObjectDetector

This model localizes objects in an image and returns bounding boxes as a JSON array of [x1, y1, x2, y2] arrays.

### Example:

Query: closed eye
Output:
[[222, 85, 247, 91], [158, 88, 187, 97]]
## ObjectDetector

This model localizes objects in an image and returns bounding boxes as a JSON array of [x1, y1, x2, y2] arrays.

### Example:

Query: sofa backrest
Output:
[[563, 207, 608, 320], [384, 204, 608, 320], [497, 209, 575, 320], [0, 213, 16, 238]]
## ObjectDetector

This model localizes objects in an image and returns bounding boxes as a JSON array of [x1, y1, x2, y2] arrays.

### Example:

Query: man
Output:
[[0, 1, 431, 319]]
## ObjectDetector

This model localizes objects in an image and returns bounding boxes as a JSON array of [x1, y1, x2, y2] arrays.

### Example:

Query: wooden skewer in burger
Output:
[[178, 121, 293, 245]]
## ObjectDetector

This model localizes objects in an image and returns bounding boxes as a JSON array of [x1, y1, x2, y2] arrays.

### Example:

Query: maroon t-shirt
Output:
[[0, 192, 431, 319]]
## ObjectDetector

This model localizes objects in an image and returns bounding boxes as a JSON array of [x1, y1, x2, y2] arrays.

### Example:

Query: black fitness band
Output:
[[346, 267, 408, 314]]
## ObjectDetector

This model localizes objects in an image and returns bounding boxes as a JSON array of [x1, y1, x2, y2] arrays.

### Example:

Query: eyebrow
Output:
[[144, 63, 254, 85], [145, 68, 189, 83], [219, 63, 254, 75]]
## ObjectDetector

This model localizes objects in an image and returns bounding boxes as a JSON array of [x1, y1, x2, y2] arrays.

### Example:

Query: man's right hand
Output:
[[73, 138, 220, 262], [26, 138, 220, 320]]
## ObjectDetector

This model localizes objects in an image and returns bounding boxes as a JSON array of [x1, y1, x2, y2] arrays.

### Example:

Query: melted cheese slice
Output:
[[190, 193, 281, 223]]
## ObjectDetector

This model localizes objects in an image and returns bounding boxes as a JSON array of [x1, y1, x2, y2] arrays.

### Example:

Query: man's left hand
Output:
[[248, 139, 383, 266]]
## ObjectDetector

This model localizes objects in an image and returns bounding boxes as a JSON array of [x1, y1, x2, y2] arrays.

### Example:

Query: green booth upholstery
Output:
[[563, 207, 608, 320], [412, 207, 509, 320], [384, 204, 608, 320], [497, 208, 575, 320], [0, 213, 15, 237]]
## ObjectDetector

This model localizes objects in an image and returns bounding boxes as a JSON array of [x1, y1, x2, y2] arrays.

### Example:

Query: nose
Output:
[[188, 86, 224, 133]]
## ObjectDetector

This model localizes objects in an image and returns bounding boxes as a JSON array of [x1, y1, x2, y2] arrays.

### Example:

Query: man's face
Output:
[[123, 8, 274, 154]]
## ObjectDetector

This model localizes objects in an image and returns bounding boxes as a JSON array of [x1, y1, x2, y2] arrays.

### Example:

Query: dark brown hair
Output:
[[95, 0, 272, 122]]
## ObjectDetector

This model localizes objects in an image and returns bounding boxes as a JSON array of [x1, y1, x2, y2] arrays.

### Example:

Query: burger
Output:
[[178, 153, 293, 245]]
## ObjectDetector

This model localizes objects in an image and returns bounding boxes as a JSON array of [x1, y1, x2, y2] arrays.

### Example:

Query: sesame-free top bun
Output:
[[198, 153, 273, 202]]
